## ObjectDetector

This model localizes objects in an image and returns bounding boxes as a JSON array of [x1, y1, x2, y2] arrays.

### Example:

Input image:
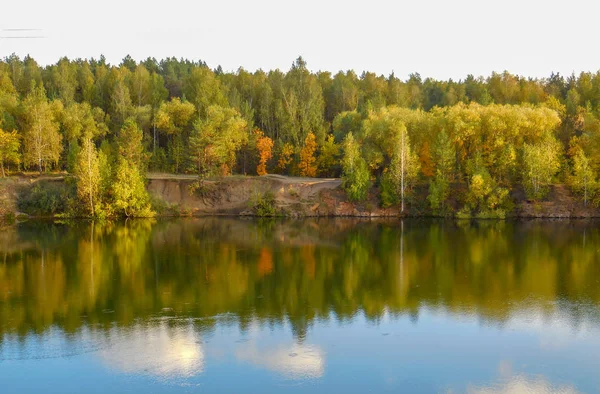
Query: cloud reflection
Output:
[[98, 323, 203, 379], [236, 342, 325, 379], [466, 361, 580, 394], [467, 376, 580, 394]]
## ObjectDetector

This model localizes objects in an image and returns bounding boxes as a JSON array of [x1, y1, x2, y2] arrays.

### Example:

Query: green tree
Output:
[[156, 98, 196, 172], [342, 133, 370, 201], [571, 150, 596, 207], [428, 130, 455, 213], [184, 67, 227, 118], [110, 68, 133, 127], [129, 64, 151, 107], [0, 128, 20, 177], [189, 105, 248, 177], [427, 174, 449, 214], [117, 119, 147, 171], [393, 125, 420, 212], [156, 98, 196, 136], [317, 134, 340, 177], [46, 57, 77, 105], [21, 85, 63, 173], [74, 138, 100, 215], [522, 138, 562, 200], [463, 163, 510, 218], [282, 57, 326, 146], [112, 159, 153, 217], [149, 72, 168, 152]]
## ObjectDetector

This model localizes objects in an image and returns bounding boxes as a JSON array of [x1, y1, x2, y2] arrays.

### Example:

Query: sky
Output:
[[1, 0, 598, 80]]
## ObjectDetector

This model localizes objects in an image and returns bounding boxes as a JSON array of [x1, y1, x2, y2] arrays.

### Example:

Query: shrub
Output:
[[250, 191, 278, 216], [456, 206, 472, 220], [18, 181, 73, 216]]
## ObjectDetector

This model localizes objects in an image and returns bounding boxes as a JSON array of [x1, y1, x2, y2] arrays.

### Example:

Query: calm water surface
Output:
[[1, 218, 599, 393]]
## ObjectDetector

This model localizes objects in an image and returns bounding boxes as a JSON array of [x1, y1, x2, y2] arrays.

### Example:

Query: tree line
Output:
[[1, 54, 600, 217]]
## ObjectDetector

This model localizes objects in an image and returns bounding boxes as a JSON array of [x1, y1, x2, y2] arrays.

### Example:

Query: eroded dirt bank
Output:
[[2, 174, 600, 218], [147, 174, 399, 217], [147, 175, 600, 218]]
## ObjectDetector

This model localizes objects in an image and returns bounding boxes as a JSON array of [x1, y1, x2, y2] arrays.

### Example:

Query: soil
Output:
[[2, 174, 600, 218], [513, 184, 600, 218]]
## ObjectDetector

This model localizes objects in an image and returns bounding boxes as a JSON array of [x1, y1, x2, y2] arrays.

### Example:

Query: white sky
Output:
[[1, 0, 597, 80]]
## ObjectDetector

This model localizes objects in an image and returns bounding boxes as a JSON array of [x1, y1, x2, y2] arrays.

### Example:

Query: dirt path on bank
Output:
[[147, 173, 341, 185]]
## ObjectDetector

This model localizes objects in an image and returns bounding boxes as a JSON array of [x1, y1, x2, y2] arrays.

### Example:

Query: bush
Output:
[[342, 158, 370, 202], [475, 209, 506, 219], [250, 191, 278, 216], [456, 206, 472, 220], [2, 212, 15, 224], [18, 181, 73, 216]]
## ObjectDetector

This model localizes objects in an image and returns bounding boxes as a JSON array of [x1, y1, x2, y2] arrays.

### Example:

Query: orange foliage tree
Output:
[[419, 141, 434, 177], [255, 129, 274, 176], [298, 132, 317, 177]]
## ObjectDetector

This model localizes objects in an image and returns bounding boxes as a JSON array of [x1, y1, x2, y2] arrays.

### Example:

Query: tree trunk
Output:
[[88, 143, 94, 216], [584, 174, 588, 207], [401, 131, 405, 213], [0, 161, 5, 178], [153, 122, 157, 153]]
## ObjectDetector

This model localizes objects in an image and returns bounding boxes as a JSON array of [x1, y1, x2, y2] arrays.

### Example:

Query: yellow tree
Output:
[[317, 134, 340, 177], [0, 129, 20, 177], [74, 138, 100, 216], [22, 86, 63, 173], [298, 132, 317, 177], [276, 143, 294, 174], [255, 129, 273, 176], [522, 137, 562, 200]]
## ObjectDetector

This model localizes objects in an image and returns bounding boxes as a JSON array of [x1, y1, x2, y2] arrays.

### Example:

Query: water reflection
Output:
[[97, 322, 204, 378], [0, 218, 599, 392], [236, 341, 325, 379], [468, 360, 581, 393]]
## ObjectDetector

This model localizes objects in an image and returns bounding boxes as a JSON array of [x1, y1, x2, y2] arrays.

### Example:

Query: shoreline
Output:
[[2, 174, 600, 221]]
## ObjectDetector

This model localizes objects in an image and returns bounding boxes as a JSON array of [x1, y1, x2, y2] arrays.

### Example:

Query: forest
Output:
[[1, 54, 600, 217]]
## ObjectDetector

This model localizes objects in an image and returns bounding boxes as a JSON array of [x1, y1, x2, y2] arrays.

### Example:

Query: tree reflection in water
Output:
[[1, 218, 600, 340]]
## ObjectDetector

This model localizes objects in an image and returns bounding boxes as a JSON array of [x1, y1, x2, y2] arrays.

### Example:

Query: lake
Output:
[[0, 218, 599, 393]]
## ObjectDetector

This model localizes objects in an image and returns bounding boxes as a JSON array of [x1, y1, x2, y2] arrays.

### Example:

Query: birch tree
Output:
[[571, 150, 596, 207], [522, 138, 562, 200], [392, 125, 420, 212], [75, 138, 100, 216], [22, 86, 63, 173]]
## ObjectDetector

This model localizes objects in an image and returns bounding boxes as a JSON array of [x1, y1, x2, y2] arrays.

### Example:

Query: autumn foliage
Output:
[[298, 132, 317, 177], [419, 141, 434, 177], [277, 143, 294, 173], [255, 129, 273, 176]]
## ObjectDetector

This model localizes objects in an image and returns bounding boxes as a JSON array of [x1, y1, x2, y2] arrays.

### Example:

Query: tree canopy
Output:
[[3, 54, 600, 215]]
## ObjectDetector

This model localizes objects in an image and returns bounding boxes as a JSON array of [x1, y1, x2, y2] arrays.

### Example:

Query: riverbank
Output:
[[1, 174, 599, 219]]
